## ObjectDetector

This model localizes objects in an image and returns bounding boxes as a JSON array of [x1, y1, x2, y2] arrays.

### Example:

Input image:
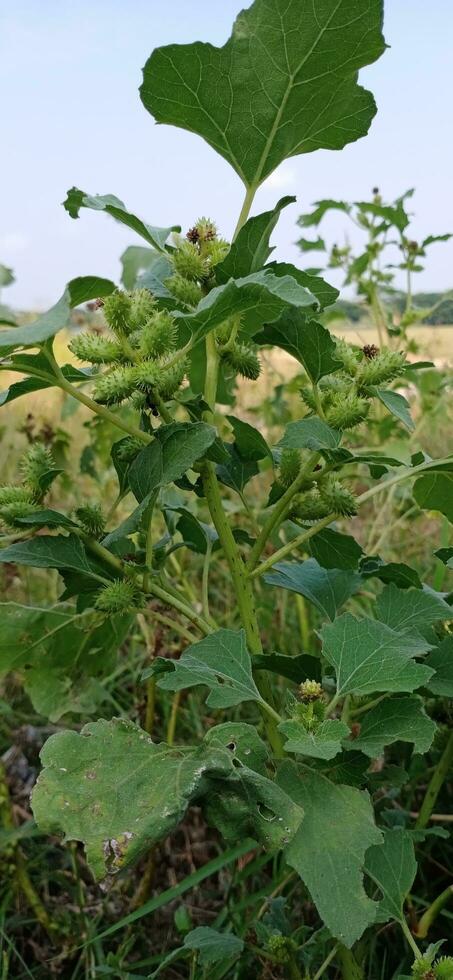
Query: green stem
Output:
[[416, 732, 453, 829], [247, 452, 321, 571], [250, 456, 453, 580], [167, 691, 182, 746], [42, 350, 153, 444], [337, 945, 364, 980], [312, 944, 339, 980], [201, 539, 213, 624], [147, 580, 213, 637], [400, 918, 421, 960], [414, 884, 453, 938], [233, 184, 257, 240]]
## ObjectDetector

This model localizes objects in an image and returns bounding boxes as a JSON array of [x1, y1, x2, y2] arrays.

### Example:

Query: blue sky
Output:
[[1, 1, 452, 309]]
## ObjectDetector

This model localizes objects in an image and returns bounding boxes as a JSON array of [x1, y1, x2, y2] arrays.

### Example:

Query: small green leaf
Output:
[[360, 558, 422, 590], [217, 197, 295, 281], [278, 762, 382, 946], [264, 560, 361, 621], [279, 718, 349, 760], [216, 443, 259, 494], [299, 200, 351, 227], [63, 187, 178, 250], [435, 547, 453, 569], [297, 236, 326, 253], [183, 927, 243, 965], [255, 311, 341, 382], [0, 535, 105, 581], [414, 472, 453, 523], [204, 723, 269, 775], [141, 0, 385, 188], [278, 418, 341, 451], [147, 629, 264, 709], [252, 652, 321, 684], [374, 388, 414, 431], [426, 637, 453, 697], [264, 261, 339, 310], [32, 718, 235, 879], [0, 277, 115, 351], [226, 415, 271, 461], [129, 422, 216, 502], [364, 829, 416, 924], [13, 510, 76, 530], [352, 696, 436, 758], [320, 613, 434, 697]]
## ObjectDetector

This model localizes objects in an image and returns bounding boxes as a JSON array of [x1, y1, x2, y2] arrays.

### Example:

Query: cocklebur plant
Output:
[[297, 188, 453, 347], [0, 1, 452, 976]]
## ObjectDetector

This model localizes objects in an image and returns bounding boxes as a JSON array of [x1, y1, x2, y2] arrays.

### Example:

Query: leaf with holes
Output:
[[32, 718, 235, 879]]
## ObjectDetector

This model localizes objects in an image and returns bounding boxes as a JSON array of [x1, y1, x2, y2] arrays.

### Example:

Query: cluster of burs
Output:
[[69, 218, 261, 408], [278, 340, 407, 523]]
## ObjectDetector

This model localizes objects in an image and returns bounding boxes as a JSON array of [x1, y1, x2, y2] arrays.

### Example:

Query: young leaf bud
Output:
[[69, 332, 124, 364], [139, 310, 177, 359], [165, 274, 203, 308], [128, 288, 156, 330], [356, 349, 406, 388], [95, 579, 144, 614], [320, 479, 357, 517], [298, 679, 324, 702], [102, 290, 133, 335], [278, 448, 302, 488], [266, 935, 297, 965], [93, 365, 137, 405], [324, 391, 369, 430], [221, 342, 261, 381], [76, 503, 106, 540]]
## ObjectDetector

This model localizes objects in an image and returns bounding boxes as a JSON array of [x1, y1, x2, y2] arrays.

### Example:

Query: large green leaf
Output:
[[375, 583, 451, 637], [183, 928, 244, 966], [226, 416, 271, 461], [278, 418, 340, 451], [264, 261, 339, 310], [0, 535, 106, 582], [32, 719, 235, 879], [374, 388, 414, 431], [140, 0, 385, 188], [352, 696, 436, 758], [129, 422, 216, 501], [279, 718, 349, 760], [175, 270, 318, 345], [264, 559, 361, 620], [146, 629, 264, 709], [413, 472, 453, 523], [204, 723, 269, 775], [63, 188, 177, 251], [278, 762, 382, 946], [0, 277, 115, 351], [255, 311, 341, 381], [204, 764, 303, 851], [320, 613, 434, 698], [216, 197, 295, 281], [364, 829, 416, 924]]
